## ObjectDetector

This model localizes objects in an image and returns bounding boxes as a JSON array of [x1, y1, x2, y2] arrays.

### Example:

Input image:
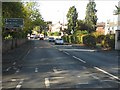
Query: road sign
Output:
[[5, 18, 24, 28]]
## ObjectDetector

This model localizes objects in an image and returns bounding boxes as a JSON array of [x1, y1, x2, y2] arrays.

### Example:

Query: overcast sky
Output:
[[38, 0, 119, 24]]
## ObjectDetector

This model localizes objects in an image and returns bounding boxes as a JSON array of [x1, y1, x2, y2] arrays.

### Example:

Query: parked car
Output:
[[30, 34, 35, 39], [49, 37, 55, 42], [39, 34, 44, 40], [55, 38, 64, 45]]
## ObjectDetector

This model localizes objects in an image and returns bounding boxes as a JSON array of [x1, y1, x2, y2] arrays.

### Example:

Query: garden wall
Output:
[[2, 39, 27, 53]]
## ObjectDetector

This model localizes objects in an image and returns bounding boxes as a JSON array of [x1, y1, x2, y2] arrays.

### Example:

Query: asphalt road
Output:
[[2, 40, 120, 90]]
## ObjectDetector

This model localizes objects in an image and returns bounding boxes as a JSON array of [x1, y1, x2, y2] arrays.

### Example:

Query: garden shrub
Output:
[[101, 34, 115, 49], [83, 34, 96, 47], [97, 35, 105, 43]]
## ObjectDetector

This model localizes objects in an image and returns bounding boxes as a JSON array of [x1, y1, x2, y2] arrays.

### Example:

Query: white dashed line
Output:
[[64, 52, 70, 55], [11, 79, 17, 82], [15, 69, 20, 74], [13, 62, 16, 65], [22, 49, 31, 60], [72, 56, 86, 63], [92, 75, 99, 80], [6, 67, 11, 71], [35, 68, 38, 73], [94, 67, 120, 81], [45, 78, 50, 88], [27, 49, 30, 55], [15, 79, 24, 90]]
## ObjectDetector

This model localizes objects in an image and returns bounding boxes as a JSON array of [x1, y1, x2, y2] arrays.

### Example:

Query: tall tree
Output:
[[114, 5, 120, 15], [66, 6, 78, 35], [85, 0, 97, 33], [2, 2, 46, 39]]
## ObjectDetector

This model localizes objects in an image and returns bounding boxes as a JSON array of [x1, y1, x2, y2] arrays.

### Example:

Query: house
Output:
[[51, 22, 62, 32], [48, 21, 67, 36], [96, 22, 105, 34], [104, 20, 117, 35]]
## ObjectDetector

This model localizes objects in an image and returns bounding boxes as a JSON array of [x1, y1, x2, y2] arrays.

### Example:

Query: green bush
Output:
[[62, 35, 68, 42], [97, 35, 105, 43], [101, 34, 115, 49], [83, 34, 96, 47]]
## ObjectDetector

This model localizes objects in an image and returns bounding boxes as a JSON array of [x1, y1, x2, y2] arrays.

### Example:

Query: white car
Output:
[[55, 38, 64, 45]]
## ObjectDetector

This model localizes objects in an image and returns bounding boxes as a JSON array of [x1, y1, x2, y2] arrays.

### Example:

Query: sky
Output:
[[38, 0, 119, 24]]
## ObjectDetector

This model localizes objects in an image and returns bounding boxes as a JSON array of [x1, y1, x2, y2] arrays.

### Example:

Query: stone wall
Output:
[[2, 39, 27, 53]]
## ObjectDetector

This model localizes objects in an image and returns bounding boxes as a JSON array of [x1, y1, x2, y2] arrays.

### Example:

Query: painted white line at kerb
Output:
[[94, 67, 120, 81], [73, 56, 86, 63], [15, 79, 24, 90], [45, 78, 50, 88], [64, 51, 70, 55]]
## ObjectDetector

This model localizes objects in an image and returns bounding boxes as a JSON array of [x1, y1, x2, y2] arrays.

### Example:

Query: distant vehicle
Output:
[[39, 34, 44, 40], [55, 38, 64, 45], [34, 35, 39, 39], [49, 37, 55, 42]]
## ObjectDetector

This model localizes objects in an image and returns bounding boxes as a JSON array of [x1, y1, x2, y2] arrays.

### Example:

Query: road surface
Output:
[[2, 40, 120, 89]]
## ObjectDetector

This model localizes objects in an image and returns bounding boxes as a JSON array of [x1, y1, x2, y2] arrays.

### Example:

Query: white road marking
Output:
[[35, 68, 38, 73], [6, 67, 11, 71], [17, 84, 21, 87], [15, 79, 24, 90], [45, 78, 50, 88], [15, 69, 20, 74], [51, 77, 64, 79], [22, 49, 31, 60], [59, 49, 96, 52], [92, 75, 99, 80], [94, 67, 120, 81], [77, 76, 81, 77], [72, 56, 86, 63], [13, 62, 16, 65], [27, 49, 30, 55], [11, 79, 17, 82], [64, 51, 70, 55], [53, 69, 57, 73]]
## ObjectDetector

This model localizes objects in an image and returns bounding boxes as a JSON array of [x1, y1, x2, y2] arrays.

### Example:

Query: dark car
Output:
[[49, 37, 55, 42]]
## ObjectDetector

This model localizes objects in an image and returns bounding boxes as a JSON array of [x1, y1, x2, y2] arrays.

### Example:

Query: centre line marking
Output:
[[73, 56, 86, 63], [45, 78, 50, 88], [94, 67, 120, 81]]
